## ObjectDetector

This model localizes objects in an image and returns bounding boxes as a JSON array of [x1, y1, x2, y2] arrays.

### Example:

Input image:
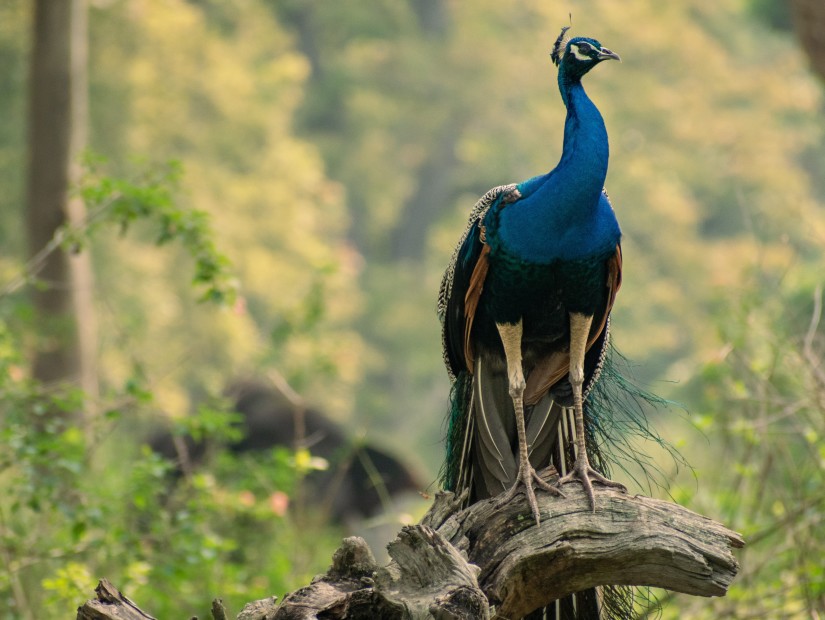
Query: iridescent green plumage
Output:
[[442, 368, 472, 493]]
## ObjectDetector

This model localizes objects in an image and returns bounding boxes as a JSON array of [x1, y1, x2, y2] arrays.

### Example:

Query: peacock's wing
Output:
[[438, 184, 519, 380]]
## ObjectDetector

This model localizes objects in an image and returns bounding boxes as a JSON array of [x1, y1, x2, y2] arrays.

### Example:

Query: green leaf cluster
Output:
[[654, 268, 825, 618], [76, 155, 237, 305]]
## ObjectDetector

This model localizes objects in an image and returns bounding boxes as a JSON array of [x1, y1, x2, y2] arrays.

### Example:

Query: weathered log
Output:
[[75, 579, 242, 620], [76, 579, 157, 620], [272, 483, 743, 619], [76, 479, 744, 620], [437, 485, 744, 618]]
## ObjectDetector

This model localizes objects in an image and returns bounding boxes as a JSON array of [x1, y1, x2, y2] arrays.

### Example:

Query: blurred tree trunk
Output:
[[790, 0, 825, 82], [25, 0, 98, 404]]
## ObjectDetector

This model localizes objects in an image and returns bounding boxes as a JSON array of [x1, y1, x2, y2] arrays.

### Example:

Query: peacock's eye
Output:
[[578, 43, 592, 53]]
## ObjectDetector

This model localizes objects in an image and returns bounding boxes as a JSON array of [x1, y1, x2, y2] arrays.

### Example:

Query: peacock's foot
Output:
[[496, 463, 565, 526], [558, 459, 627, 512]]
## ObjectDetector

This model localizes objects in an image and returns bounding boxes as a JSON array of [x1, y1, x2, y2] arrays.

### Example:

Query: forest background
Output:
[[2, 0, 825, 618]]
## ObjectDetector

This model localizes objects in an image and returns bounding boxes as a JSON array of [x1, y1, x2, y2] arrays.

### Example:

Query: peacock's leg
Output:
[[494, 320, 564, 525], [558, 312, 627, 511]]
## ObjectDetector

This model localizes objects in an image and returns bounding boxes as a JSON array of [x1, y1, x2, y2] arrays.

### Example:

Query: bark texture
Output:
[[76, 482, 743, 620]]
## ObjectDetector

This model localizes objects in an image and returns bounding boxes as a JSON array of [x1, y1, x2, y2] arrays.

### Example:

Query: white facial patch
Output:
[[571, 44, 593, 62]]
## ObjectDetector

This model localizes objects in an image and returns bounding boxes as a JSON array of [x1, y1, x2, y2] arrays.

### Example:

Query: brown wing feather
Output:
[[524, 244, 623, 405], [463, 243, 491, 372]]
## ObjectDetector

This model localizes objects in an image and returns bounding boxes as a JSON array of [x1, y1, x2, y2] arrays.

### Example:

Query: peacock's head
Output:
[[551, 28, 620, 81]]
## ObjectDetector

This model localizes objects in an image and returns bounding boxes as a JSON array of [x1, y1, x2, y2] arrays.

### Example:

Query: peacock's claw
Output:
[[558, 459, 626, 512], [496, 463, 565, 526]]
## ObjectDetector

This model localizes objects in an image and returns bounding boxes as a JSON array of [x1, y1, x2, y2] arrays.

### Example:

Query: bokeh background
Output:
[[2, 0, 825, 617]]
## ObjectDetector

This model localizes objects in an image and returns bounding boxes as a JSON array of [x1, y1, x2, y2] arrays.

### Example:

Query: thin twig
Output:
[[0, 505, 35, 620], [745, 492, 825, 547], [1, 193, 122, 297], [356, 440, 396, 515], [266, 368, 308, 518], [803, 284, 825, 389]]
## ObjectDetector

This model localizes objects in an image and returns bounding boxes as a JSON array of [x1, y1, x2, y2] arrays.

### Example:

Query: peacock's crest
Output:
[[550, 25, 571, 66]]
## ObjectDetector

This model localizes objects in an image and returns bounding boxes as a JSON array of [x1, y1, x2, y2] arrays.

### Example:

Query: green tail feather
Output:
[[442, 345, 686, 494], [441, 369, 473, 492], [585, 342, 689, 494]]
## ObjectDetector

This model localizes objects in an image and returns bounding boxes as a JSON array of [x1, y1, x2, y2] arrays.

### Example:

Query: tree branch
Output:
[[438, 485, 743, 618], [76, 479, 744, 619]]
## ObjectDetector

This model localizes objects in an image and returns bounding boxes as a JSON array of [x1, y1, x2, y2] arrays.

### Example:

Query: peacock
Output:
[[438, 27, 636, 619]]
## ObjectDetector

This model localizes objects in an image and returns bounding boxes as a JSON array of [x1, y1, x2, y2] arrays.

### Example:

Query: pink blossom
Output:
[[269, 491, 289, 517]]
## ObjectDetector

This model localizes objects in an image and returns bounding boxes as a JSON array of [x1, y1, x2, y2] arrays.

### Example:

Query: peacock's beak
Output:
[[598, 48, 621, 62]]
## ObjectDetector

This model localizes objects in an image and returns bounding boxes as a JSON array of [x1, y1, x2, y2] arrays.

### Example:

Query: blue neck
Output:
[[553, 76, 609, 207], [493, 75, 616, 262]]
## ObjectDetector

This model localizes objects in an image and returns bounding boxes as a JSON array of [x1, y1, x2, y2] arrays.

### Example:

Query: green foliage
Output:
[[77, 154, 237, 305], [0, 138, 342, 615], [0, 71, 352, 618], [656, 269, 825, 618], [0, 353, 340, 617], [173, 401, 244, 445]]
